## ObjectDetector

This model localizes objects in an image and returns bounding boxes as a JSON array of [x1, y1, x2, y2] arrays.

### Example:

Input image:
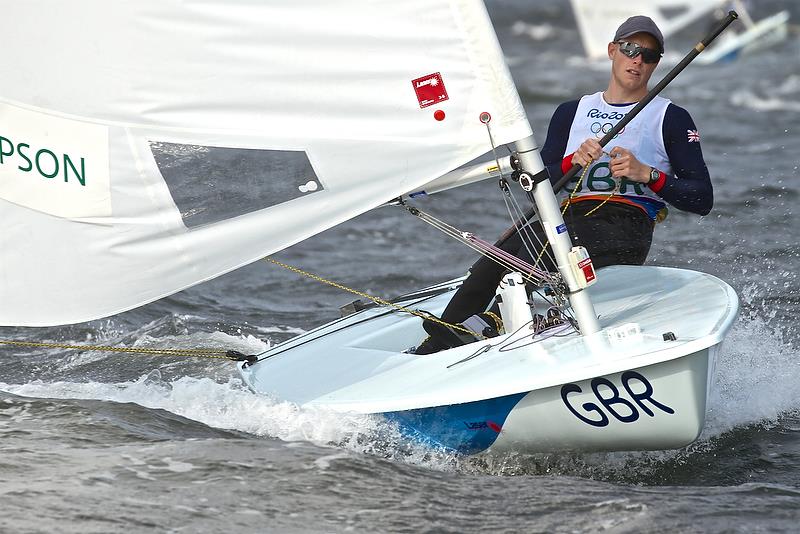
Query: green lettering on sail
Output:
[[17, 143, 33, 172], [0, 136, 12, 163], [63, 154, 86, 186], [36, 149, 59, 179], [0, 134, 86, 185]]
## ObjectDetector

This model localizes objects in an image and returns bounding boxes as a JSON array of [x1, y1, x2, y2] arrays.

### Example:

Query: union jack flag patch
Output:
[[687, 129, 700, 142]]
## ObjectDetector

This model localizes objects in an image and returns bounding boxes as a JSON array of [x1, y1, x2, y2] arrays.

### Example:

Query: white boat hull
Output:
[[239, 266, 738, 455], [696, 10, 790, 64], [489, 347, 712, 453]]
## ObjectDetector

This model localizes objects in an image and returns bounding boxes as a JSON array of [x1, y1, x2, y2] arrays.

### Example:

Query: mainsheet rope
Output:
[[263, 257, 486, 339], [0, 339, 251, 361]]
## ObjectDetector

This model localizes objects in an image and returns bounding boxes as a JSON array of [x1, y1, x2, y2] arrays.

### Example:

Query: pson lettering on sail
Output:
[[0, 102, 110, 218], [560, 371, 675, 427], [0, 136, 86, 185]]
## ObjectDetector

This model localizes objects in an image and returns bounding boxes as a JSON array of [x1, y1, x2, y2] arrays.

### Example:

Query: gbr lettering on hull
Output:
[[560, 370, 675, 427]]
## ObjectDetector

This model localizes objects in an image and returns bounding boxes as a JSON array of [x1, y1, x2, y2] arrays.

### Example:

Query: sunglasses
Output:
[[615, 41, 662, 64]]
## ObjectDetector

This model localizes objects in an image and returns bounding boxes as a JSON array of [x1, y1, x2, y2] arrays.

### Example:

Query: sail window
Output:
[[150, 141, 322, 228]]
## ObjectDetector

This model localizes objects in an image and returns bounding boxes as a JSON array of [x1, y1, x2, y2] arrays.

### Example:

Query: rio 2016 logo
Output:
[[560, 370, 674, 427], [590, 122, 625, 140], [587, 108, 625, 120], [586, 108, 626, 139]]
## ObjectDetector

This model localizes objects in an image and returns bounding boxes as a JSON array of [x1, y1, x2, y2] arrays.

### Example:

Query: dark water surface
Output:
[[2, 1, 800, 532]]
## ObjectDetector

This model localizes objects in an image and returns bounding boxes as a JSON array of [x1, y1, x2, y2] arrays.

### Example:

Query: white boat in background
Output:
[[696, 8, 790, 64], [0, 1, 738, 455], [570, 0, 790, 64]]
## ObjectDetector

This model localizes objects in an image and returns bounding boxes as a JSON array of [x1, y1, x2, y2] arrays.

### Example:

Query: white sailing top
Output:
[[562, 91, 671, 213]]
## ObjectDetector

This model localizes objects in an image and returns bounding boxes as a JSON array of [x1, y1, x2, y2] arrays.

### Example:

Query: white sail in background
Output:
[[570, 0, 724, 59], [0, 0, 532, 326]]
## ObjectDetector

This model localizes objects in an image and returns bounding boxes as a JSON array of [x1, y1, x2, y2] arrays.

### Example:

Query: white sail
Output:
[[0, 0, 532, 326], [570, 0, 724, 59]]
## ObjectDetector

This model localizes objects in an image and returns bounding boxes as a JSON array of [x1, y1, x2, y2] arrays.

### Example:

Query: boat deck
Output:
[[240, 265, 738, 413]]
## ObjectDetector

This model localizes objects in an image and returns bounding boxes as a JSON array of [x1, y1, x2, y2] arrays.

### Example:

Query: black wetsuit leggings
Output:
[[440, 200, 655, 324]]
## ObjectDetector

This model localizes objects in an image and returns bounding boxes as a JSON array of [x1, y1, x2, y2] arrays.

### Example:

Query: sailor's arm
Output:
[[540, 100, 579, 182], [651, 104, 713, 215]]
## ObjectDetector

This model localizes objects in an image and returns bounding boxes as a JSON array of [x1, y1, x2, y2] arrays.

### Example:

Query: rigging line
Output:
[[424, 223, 546, 287], [480, 118, 563, 290], [418, 222, 565, 315], [485, 156, 554, 275], [498, 322, 576, 352], [495, 173, 536, 248], [263, 257, 485, 339], [465, 234, 553, 283], [510, 190, 557, 271], [407, 206, 568, 316], [447, 315, 551, 368], [523, 149, 615, 275], [0, 339, 243, 361], [529, 161, 592, 269], [500, 187, 559, 276], [408, 207, 551, 287], [446, 343, 494, 368], [495, 164, 562, 275], [249, 290, 448, 363], [408, 207, 524, 269], [415, 211, 550, 283], [402, 204, 574, 334], [481, 117, 551, 271], [500, 188, 541, 269], [483, 118, 506, 185], [530, 286, 568, 319]]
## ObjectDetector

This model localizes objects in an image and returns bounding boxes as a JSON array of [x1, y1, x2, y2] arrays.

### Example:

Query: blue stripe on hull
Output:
[[384, 392, 527, 454]]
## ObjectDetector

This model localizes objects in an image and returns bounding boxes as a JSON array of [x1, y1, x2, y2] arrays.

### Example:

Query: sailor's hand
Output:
[[608, 146, 649, 182], [573, 139, 603, 168]]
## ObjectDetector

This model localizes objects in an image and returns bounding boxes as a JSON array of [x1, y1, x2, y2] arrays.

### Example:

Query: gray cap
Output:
[[614, 15, 665, 53]]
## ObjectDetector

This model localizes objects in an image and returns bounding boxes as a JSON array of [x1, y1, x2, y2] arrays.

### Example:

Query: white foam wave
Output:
[[776, 75, 800, 95], [511, 21, 556, 41], [0, 371, 458, 470], [0, 374, 373, 445], [729, 88, 800, 112], [704, 315, 800, 437]]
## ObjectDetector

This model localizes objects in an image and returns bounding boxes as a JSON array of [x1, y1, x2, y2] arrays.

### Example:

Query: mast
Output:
[[513, 135, 601, 336]]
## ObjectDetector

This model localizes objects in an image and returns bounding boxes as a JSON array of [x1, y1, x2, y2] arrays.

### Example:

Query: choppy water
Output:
[[2, 1, 800, 532]]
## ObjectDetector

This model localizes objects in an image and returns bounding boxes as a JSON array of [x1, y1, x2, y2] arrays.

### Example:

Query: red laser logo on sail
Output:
[[412, 72, 449, 109]]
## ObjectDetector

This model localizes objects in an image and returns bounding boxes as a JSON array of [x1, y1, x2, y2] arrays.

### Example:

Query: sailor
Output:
[[416, 15, 712, 354]]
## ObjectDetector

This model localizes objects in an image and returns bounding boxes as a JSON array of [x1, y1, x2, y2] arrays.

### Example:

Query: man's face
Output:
[[608, 32, 660, 93]]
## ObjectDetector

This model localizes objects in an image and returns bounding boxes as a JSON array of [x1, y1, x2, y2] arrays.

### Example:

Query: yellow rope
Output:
[[530, 161, 592, 267], [482, 311, 504, 333], [263, 257, 485, 339], [0, 257, 487, 358], [531, 154, 623, 266], [0, 339, 234, 360], [564, 151, 619, 216]]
